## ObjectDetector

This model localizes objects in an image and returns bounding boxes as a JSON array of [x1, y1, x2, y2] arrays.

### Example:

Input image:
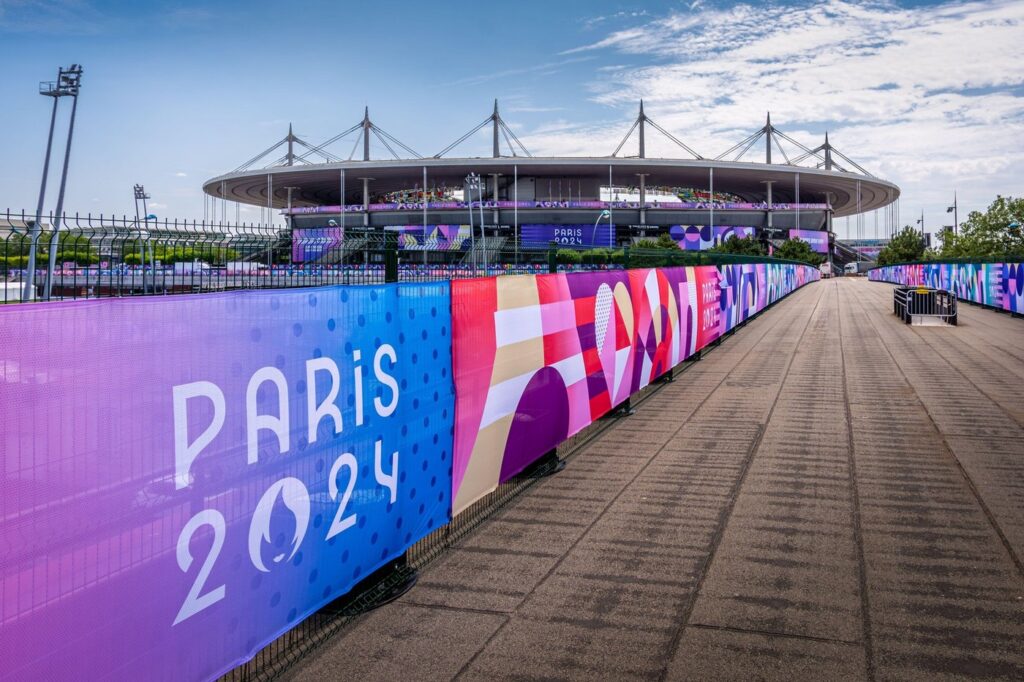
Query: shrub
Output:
[[556, 248, 582, 264]]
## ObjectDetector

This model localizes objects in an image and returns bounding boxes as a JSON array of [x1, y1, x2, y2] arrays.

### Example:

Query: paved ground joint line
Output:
[[902, 312, 1024, 432], [849, 281, 1024, 580], [688, 621, 862, 647], [654, 282, 828, 682], [836, 280, 877, 682], [451, 284, 823, 682]]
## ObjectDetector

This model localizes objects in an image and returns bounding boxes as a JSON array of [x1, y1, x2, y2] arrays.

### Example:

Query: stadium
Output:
[[201, 102, 900, 266]]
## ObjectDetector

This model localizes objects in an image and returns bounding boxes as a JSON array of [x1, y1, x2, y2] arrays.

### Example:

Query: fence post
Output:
[[384, 231, 398, 283], [548, 241, 557, 274], [623, 246, 631, 270]]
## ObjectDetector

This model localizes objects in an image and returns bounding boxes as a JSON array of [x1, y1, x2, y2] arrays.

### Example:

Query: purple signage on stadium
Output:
[[788, 229, 830, 254], [288, 201, 830, 215], [385, 225, 471, 250], [292, 227, 343, 262], [520, 224, 615, 247], [669, 225, 756, 251]]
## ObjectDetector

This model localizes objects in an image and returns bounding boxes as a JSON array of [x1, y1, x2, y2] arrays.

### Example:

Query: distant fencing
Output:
[[0, 208, 816, 304], [289, 200, 830, 214], [0, 251, 818, 680], [868, 261, 1024, 314]]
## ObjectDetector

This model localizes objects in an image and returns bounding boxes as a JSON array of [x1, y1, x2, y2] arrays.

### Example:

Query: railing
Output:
[[893, 285, 958, 325]]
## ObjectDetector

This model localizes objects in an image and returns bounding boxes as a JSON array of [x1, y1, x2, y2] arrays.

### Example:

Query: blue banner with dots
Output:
[[0, 281, 454, 681], [216, 281, 456, 676]]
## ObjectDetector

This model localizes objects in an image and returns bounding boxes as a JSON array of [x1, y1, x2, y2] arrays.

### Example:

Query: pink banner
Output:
[[450, 262, 819, 513]]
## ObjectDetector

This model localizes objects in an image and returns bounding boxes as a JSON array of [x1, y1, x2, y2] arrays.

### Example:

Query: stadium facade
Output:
[[201, 103, 900, 256]]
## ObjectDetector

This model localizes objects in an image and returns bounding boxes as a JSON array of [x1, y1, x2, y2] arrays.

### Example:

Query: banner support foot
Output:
[[318, 553, 418, 616], [525, 448, 565, 478]]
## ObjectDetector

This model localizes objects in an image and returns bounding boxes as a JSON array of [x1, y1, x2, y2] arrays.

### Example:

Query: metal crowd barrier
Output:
[[893, 285, 957, 325]]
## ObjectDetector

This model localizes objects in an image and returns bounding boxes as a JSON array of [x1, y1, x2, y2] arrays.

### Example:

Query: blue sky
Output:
[[1, 0, 1021, 239]]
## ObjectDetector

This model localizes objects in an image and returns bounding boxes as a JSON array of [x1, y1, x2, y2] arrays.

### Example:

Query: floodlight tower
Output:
[[27, 64, 83, 301], [134, 184, 152, 292]]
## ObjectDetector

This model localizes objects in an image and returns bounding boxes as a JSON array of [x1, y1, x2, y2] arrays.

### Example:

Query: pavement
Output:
[[286, 277, 1024, 682]]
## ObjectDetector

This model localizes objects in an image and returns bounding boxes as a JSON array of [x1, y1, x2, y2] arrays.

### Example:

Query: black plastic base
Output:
[[525, 449, 566, 478], [317, 555, 419, 617]]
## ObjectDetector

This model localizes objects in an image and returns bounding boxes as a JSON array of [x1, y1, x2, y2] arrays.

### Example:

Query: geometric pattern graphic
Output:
[[451, 263, 819, 513], [385, 225, 471, 250], [670, 225, 756, 250], [869, 262, 1024, 313]]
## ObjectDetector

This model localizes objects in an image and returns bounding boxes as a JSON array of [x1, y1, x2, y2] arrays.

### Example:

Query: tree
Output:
[[876, 226, 926, 265], [710, 235, 766, 256], [773, 238, 824, 265], [939, 195, 1024, 259], [654, 232, 681, 250], [633, 233, 682, 251]]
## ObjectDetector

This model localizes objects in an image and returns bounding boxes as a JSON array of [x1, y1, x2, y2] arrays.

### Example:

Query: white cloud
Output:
[[532, 0, 1024, 238], [175, 171, 188, 177], [451, 56, 595, 87]]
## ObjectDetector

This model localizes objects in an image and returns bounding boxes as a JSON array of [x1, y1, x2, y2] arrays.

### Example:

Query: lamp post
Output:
[[466, 173, 485, 271], [134, 184, 151, 293], [27, 65, 83, 301], [946, 193, 958, 235], [592, 210, 612, 247]]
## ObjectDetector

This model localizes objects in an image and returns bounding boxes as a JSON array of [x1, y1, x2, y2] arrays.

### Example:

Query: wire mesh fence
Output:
[[1, 208, 814, 304]]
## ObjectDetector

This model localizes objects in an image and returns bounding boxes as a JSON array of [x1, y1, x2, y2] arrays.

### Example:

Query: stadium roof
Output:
[[202, 103, 900, 218]]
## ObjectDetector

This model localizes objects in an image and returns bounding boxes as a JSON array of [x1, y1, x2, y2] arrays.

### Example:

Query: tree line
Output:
[[877, 195, 1023, 265]]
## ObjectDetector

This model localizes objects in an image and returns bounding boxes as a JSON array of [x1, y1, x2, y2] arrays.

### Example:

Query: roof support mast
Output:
[[363, 106, 371, 162], [434, 100, 532, 158], [612, 100, 701, 159], [638, 100, 645, 159], [493, 99, 500, 158]]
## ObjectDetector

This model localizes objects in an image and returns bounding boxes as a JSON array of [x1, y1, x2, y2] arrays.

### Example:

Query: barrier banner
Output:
[[670, 225, 756, 251], [0, 283, 453, 681], [450, 263, 819, 513], [788, 229, 830, 254], [869, 262, 1024, 313]]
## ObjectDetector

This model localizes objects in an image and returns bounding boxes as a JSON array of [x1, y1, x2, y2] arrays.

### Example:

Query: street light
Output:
[[946, 192, 958, 235], [592, 209, 612, 247], [466, 173, 486, 271], [134, 184, 151, 293]]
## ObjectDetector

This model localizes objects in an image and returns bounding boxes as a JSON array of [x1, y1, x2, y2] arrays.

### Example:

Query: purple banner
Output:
[[670, 225, 756, 251], [0, 284, 453, 680], [519, 224, 615, 247], [292, 227, 343, 262], [869, 262, 1024, 313], [788, 229, 830, 254], [289, 201, 829, 215], [385, 225, 471, 250]]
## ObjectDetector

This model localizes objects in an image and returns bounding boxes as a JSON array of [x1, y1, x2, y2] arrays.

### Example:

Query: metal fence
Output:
[[893, 285, 958, 325], [2, 208, 813, 304]]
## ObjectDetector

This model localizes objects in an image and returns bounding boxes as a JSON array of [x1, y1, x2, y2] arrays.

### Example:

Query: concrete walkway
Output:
[[288, 278, 1024, 682]]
